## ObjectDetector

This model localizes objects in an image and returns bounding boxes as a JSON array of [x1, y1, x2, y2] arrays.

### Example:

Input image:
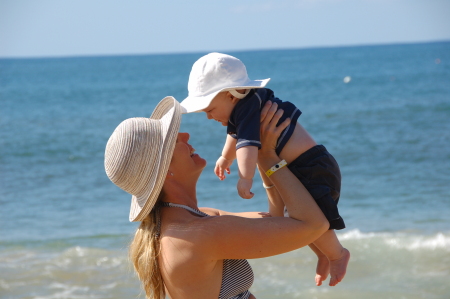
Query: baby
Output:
[[180, 52, 350, 286]]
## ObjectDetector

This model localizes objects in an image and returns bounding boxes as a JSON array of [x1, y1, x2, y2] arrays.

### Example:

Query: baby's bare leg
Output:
[[309, 243, 329, 286], [313, 230, 350, 286]]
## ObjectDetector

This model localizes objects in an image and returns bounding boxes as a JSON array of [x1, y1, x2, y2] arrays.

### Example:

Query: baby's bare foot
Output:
[[315, 255, 330, 286], [329, 248, 350, 286]]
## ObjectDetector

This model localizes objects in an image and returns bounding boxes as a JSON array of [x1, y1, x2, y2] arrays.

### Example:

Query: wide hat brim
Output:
[[129, 96, 182, 222], [180, 78, 270, 114]]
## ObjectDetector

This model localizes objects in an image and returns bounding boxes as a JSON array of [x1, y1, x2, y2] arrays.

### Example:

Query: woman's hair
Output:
[[129, 191, 165, 299]]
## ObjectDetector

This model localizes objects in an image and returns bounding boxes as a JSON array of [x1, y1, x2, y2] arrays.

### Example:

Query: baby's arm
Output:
[[215, 134, 237, 180], [236, 146, 258, 199]]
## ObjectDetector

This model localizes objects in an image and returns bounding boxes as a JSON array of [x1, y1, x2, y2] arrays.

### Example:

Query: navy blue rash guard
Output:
[[227, 88, 301, 155]]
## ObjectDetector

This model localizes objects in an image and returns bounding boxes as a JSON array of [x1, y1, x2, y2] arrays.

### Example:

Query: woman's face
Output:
[[169, 132, 207, 176]]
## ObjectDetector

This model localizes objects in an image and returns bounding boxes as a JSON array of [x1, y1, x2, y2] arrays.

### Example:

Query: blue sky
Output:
[[1, 0, 449, 58]]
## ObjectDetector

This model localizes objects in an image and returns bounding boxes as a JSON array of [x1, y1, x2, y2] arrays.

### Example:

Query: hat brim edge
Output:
[[128, 97, 182, 222], [181, 78, 270, 113]]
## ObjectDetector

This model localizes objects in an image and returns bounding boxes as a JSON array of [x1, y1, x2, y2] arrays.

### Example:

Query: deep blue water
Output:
[[1, 42, 449, 298]]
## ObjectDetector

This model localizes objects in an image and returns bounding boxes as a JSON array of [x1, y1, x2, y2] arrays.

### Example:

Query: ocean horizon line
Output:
[[1, 39, 449, 61]]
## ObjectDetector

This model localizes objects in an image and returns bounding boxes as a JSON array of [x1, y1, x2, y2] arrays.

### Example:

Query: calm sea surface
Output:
[[1, 42, 449, 298]]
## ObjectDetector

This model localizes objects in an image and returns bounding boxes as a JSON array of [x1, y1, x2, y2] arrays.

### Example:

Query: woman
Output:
[[104, 96, 328, 299]]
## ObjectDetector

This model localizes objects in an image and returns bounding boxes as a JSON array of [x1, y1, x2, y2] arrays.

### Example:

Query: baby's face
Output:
[[201, 92, 237, 126]]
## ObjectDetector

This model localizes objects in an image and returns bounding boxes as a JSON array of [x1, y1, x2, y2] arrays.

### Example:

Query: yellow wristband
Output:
[[265, 160, 287, 177]]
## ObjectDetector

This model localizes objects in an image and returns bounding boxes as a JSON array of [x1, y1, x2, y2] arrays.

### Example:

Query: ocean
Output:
[[1, 41, 449, 298]]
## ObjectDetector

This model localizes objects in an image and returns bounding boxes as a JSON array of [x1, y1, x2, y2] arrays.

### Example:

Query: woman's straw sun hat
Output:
[[181, 52, 270, 113], [104, 96, 182, 222]]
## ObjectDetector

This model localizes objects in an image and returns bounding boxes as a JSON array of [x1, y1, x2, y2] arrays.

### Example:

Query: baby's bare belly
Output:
[[279, 122, 317, 164]]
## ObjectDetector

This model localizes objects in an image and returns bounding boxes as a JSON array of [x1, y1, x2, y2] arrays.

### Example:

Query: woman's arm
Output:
[[257, 102, 326, 227], [196, 102, 328, 260], [257, 101, 289, 217], [199, 207, 271, 218], [257, 163, 285, 217]]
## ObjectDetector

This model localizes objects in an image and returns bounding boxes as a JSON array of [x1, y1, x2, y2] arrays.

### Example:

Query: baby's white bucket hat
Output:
[[181, 52, 270, 113]]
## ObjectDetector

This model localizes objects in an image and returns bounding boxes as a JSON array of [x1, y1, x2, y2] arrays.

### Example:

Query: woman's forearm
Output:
[[257, 164, 285, 217], [257, 102, 327, 231], [258, 152, 327, 231]]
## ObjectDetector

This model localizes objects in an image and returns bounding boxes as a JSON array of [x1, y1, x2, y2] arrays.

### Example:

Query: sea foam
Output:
[[339, 229, 450, 251]]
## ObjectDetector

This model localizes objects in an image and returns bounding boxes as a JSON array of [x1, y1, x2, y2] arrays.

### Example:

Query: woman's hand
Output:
[[258, 101, 291, 216], [258, 101, 290, 162]]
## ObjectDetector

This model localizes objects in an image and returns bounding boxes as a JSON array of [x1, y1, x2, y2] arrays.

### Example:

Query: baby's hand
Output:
[[237, 178, 254, 199], [215, 156, 233, 180]]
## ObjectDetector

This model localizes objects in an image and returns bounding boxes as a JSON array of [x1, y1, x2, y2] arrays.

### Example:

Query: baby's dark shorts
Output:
[[286, 145, 345, 230]]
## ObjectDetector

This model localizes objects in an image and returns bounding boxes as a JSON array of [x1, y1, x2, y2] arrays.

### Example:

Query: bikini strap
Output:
[[161, 202, 209, 217]]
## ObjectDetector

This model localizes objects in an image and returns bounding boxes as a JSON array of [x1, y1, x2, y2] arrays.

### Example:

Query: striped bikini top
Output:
[[161, 202, 254, 299]]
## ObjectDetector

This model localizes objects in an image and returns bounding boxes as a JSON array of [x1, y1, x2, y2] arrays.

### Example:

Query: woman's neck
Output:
[[162, 180, 198, 209]]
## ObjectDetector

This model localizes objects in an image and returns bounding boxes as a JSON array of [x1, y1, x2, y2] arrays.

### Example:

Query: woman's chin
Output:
[[192, 153, 207, 165]]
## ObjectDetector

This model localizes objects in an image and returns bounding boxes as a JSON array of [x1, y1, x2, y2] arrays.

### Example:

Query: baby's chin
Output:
[[221, 122, 228, 126]]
